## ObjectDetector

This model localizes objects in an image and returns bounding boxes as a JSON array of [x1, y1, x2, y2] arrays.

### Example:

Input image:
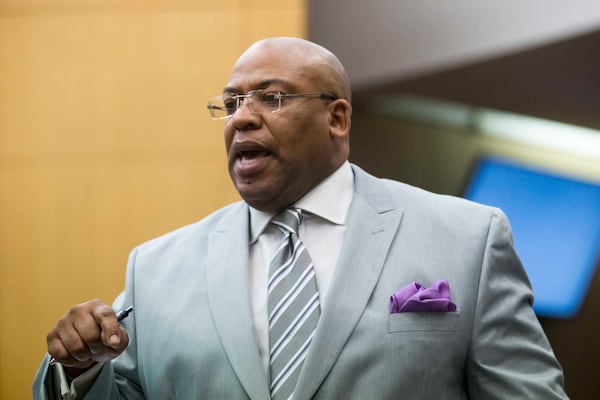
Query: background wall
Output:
[[0, 0, 306, 397]]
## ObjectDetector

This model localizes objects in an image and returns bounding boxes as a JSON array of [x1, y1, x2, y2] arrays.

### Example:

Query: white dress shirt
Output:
[[247, 161, 354, 373]]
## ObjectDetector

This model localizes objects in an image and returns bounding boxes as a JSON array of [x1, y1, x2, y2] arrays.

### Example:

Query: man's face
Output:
[[222, 44, 340, 212]]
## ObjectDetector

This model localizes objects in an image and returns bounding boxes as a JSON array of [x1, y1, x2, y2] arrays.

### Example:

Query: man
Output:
[[34, 37, 568, 399]]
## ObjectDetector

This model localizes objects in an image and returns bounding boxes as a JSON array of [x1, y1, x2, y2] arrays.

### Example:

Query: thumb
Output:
[[101, 326, 128, 351], [107, 331, 121, 348]]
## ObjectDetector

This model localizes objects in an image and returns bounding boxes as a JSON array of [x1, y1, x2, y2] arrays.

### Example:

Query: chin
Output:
[[238, 189, 282, 212], [235, 182, 263, 206]]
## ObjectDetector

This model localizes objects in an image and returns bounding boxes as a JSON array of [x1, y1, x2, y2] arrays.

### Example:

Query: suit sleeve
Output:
[[32, 248, 146, 400], [466, 209, 568, 399]]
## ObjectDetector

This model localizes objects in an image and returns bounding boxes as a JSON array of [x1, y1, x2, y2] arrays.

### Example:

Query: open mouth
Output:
[[231, 141, 273, 176], [237, 151, 271, 171], [232, 141, 272, 162], [238, 150, 270, 162]]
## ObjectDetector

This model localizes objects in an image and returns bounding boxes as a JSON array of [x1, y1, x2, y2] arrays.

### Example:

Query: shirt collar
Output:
[[249, 161, 354, 244]]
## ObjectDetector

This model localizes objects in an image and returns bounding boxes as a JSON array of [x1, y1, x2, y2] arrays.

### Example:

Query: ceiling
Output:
[[355, 28, 600, 131]]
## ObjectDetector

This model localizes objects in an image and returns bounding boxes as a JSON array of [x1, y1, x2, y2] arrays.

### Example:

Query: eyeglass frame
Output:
[[207, 89, 338, 120]]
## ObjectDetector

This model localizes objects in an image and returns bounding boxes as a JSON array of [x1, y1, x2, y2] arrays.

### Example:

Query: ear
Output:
[[328, 99, 352, 139]]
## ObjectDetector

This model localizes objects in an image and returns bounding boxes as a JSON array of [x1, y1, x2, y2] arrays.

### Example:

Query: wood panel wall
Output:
[[0, 1, 306, 397]]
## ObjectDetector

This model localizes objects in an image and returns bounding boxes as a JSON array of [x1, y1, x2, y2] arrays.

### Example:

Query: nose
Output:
[[236, 96, 252, 112], [230, 97, 261, 129]]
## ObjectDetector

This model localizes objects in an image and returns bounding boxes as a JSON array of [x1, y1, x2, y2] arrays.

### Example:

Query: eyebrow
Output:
[[223, 79, 295, 95]]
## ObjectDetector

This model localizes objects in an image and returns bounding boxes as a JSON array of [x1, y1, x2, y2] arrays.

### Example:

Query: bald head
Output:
[[222, 36, 353, 211], [233, 37, 352, 104]]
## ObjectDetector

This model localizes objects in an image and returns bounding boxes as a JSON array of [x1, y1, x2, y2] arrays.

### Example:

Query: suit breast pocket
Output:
[[388, 312, 460, 333]]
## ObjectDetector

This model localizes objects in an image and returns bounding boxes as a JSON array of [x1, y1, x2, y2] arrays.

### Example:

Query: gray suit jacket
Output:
[[34, 165, 567, 399]]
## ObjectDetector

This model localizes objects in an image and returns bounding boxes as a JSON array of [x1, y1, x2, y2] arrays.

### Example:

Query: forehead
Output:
[[226, 44, 320, 92]]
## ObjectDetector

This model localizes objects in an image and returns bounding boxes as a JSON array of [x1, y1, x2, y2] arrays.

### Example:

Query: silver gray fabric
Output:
[[33, 165, 568, 400]]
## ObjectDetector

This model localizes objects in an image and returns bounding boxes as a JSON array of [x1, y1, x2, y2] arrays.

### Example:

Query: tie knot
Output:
[[270, 208, 302, 235]]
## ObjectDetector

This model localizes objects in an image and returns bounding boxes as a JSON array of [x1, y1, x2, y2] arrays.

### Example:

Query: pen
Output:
[[116, 305, 134, 322], [49, 305, 134, 365]]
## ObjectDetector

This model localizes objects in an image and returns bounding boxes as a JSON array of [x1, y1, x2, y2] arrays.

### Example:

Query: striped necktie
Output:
[[268, 208, 321, 400]]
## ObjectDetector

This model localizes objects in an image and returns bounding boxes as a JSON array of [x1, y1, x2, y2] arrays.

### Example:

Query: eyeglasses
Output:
[[207, 89, 337, 120]]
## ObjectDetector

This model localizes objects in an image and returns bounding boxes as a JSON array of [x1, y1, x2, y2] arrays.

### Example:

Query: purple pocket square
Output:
[[390, 280, 457, 313]]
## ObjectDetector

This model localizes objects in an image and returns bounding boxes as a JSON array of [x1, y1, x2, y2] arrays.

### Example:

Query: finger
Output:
[[90, 344, 126, 363], [91, 303, 126, 350], [50, 317, 124, 366], [49, 343, 93, 370], [72, 312, 105, 355], [84, 327, 128, 356], [46, 299, 104, 365], [57, 323, 94, 363], [100, 325, 129, 353], [47, 331, 79, 366], [48, 324, 93, 368]]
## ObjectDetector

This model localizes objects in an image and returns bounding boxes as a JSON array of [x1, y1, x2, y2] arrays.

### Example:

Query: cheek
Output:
[[268, 111, 331, 164], [279, 114, 324, 147], [223, 125, 234, 153]]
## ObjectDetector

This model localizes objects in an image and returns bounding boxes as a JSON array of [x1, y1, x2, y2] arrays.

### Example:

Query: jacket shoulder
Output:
[[134, 201, 247, 256], [352, 163, 501, 222]]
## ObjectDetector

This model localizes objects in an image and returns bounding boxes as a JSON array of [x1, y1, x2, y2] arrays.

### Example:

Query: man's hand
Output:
[[46, 299, 129, 377]]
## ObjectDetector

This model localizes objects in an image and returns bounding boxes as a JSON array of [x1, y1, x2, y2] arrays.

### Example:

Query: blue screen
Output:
[[464, 157, 600, 318]]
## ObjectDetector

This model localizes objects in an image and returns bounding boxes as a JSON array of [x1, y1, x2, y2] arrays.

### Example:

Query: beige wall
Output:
[[0, 0, 306, 397]]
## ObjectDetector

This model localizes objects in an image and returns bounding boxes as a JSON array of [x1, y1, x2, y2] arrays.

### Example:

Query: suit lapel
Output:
[[294, 166, 404, 400], [206, 204, 270, 400]]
